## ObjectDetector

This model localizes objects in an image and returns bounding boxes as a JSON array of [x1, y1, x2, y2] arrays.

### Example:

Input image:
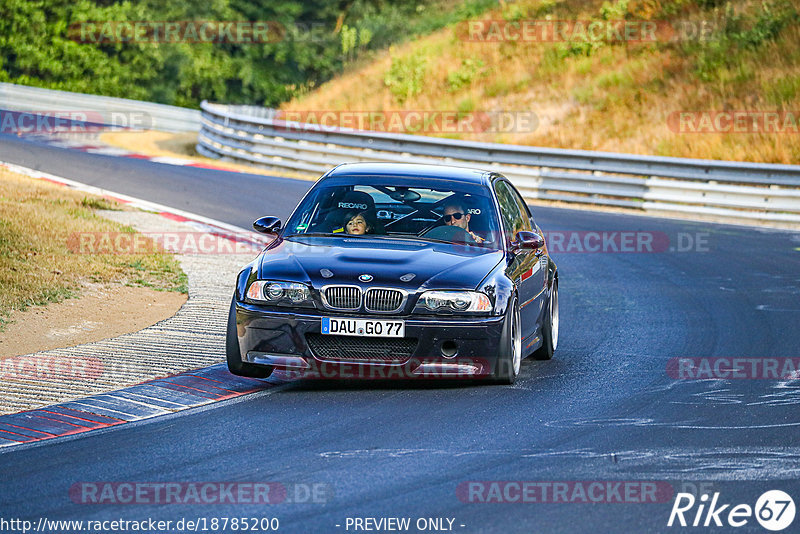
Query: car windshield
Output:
[[284, 179, 502, 249]]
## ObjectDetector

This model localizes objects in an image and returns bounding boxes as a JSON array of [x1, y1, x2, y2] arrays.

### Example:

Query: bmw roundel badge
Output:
[[359, 274, 373, 282]]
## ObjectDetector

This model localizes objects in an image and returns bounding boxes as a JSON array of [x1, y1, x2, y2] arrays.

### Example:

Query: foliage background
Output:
[[0, 0, 495, 108]]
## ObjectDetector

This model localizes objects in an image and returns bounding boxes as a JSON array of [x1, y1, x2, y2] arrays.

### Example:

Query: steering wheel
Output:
[[420, 224, 476, 244]]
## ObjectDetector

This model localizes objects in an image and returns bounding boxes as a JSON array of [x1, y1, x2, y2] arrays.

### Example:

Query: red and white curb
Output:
[[0, 364, 282, 449], [0, 160, 270, 249]]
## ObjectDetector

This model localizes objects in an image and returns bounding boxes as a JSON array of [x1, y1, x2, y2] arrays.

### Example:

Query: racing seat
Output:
[[319, 190, 385, 234], [465, 204, 491, 242]]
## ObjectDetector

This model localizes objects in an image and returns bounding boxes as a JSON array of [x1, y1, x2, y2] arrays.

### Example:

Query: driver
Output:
[[442, 201, 485, 243]]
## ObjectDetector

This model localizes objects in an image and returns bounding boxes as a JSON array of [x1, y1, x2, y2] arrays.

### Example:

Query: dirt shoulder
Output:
[[0, 166, 189, 358], [0, 284, 187, 358]]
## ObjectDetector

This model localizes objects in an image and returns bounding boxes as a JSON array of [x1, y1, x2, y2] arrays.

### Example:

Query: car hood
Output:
[[257, 236, 503, 291]]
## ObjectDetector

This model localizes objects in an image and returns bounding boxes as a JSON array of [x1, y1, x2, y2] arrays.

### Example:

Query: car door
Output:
[[508, 183, 549, 333], [494, 180, 542, 342]]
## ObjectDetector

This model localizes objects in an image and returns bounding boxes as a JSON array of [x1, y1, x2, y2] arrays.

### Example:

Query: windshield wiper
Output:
[[374, 234, 454, 245], [394, 234, 493, 247], [286, 232, 334, 237], [289, 233, 487, 247], [288, 233, 392, 240]]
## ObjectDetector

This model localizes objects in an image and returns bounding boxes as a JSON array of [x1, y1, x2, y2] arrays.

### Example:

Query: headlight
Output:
[[416, 291, 492, 314], [246, 280, 314, 307]]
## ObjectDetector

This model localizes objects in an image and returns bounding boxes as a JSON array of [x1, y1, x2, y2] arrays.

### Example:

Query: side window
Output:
[[509, 186, 533, 232], [494, 181, 525, 243]]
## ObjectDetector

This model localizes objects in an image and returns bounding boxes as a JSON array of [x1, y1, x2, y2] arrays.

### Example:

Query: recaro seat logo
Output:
[[338, 202, 368, 210], [668, 490, 795, 531]]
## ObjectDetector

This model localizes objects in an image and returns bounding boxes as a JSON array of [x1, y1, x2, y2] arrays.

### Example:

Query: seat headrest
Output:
[[334, 191, 375, 213]]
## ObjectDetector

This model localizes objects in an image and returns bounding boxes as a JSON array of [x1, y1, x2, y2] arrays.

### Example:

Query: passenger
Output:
[[442, 201, 485, 243], [342, 210, 374, 235]]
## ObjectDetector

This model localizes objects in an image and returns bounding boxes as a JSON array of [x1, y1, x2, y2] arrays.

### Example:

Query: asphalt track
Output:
[[1, 133, 800, 533]]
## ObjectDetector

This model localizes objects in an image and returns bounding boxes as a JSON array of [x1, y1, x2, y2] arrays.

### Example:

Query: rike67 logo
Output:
[[668, 490, 795, 531]]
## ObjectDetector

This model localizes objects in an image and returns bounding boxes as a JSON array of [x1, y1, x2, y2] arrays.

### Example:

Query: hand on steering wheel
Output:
[[420, 224, 476, 243]]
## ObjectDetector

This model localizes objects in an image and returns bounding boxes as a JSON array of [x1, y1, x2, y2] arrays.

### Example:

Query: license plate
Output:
[[321, 318, 405, 338]]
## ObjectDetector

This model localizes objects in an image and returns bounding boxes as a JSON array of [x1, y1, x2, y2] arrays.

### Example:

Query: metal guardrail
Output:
[[198, 101, 800, 224], [0, 83, 201, 132]]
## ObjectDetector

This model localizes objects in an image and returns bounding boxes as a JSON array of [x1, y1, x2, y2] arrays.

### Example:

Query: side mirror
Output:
[[253, 216, 282, 235], [512, 231, 544, 252]]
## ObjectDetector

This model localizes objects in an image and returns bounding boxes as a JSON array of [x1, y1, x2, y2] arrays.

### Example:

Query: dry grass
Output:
[[101, 130, 202, 159], [283, 0, 799, 163], [0, 167, 187, 330]]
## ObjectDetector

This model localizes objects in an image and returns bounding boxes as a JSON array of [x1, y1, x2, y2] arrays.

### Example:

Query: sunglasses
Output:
[[443, 212, 465, 222]]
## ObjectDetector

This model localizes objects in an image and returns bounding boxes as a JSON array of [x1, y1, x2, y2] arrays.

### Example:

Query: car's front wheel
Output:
[[491, 296, 521, 385], [226, 297, 273, 379], [533, 279, 558, 361]]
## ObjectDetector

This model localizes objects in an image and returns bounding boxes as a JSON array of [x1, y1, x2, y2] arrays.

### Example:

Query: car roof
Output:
[[323, 162, 493, 186]]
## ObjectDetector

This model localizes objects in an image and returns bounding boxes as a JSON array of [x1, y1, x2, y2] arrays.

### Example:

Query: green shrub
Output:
[[384, 52, 428, 104], [447, 58, 485, 92], [689, 0, 798, 82], [457, 97, 475, 114], [0, 0, 501, 109]]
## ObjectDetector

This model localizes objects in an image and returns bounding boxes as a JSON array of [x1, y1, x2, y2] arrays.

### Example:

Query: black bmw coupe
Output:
[[227, 162, 558, 384]]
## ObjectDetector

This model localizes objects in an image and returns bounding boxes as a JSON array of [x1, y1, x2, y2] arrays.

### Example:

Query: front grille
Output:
[[306, 333, 417, 363], [323, 285, 361, 310], [364, 288, 405, 312]]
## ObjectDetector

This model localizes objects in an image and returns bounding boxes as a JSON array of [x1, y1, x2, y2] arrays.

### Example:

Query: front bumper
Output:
[[233, 302, 505, 379]]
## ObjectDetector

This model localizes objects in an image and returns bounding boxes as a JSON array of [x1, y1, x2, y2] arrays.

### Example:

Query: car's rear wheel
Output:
[[491, 296, 521, 384], [226, 297, 273, 379], [533, 279, 558, 361]]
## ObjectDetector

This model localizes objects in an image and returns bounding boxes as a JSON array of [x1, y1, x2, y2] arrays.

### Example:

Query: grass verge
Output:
[[0, 166, 187, 331]]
